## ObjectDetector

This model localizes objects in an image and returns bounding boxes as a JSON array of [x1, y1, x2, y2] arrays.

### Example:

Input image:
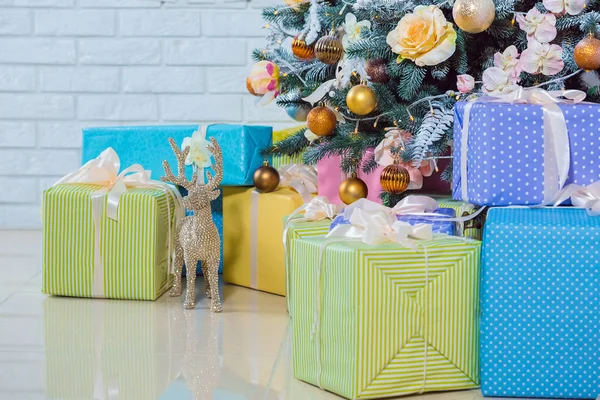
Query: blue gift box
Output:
[[481, 207, 600, 399], [329, 207, 456, 235], [453, 101, 600, 206], [82, 125, 272, 274]]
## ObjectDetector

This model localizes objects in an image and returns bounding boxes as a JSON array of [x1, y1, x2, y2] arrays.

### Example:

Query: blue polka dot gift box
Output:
[[481, 207, 600, 399], [329, 207, 457, 235], [453, 101, 600, 206], [82, 125, 273, 274]]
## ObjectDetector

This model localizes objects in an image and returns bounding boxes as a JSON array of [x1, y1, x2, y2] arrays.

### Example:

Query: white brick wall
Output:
[[0, 0, 290, 229]]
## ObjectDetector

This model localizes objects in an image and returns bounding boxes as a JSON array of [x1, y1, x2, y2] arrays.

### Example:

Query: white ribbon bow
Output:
[[278, 164, 318, 203], [553, 181, 600, 216], [341, 196, 441, 221], [329, 206, 433, 248], [461, 88, 586, 205], [374, 128, 409, 166]]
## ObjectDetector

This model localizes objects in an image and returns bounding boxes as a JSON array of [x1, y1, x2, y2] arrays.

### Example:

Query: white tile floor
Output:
[[0, 230, 538, 400]]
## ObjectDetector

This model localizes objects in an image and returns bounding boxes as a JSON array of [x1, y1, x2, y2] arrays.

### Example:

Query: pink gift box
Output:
[[317, 149, 451, 205], [317, 149, 384, 205]]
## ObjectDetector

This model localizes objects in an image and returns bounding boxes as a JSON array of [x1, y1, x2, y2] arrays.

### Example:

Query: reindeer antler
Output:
[[161, 137, 198, 190], [204, 137, 223, 191]]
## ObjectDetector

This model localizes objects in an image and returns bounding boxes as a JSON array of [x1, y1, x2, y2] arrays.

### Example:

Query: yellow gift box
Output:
[[222, 187, 323, 295], [272, 125, 305, 169]]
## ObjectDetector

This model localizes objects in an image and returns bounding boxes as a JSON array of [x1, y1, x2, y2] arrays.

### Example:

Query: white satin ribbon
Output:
[[341, 196, 445, 220], [302, 64, 343, 106], [374, 128, 408, 166], [460, 88, 586, 205], [250, 190, 260, 290], [53, 147, 184, 298], [282, 196, 340, 314], [278, 164, 318, 203], [553, 181, 600, 216]]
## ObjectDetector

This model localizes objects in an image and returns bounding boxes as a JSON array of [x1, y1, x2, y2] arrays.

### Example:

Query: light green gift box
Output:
[[290, 235, 482, 399], [42, 183, 176, 300], [433, 196, 486, 240]]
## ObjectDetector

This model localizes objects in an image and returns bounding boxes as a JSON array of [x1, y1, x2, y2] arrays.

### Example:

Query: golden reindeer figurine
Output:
[[162, 137, 223, 312]]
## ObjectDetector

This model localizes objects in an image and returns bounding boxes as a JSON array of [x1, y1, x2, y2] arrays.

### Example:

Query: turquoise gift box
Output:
[[82, 125, 273, 274], [481, 207, 600, 399]]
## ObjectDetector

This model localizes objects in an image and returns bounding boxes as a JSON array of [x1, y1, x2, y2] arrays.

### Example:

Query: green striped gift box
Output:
[[432, 196, 486, 240], [42, 183, 176, 300], [290, 235, 482, 399]]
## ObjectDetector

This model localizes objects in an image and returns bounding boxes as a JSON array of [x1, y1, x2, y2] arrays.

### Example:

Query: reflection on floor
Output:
[[0, 230, 534, 399]]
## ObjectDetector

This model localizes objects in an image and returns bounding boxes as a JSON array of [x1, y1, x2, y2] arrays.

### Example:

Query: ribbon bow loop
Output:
[[553, 181, 600, 216], [278, 164, 318, 203]]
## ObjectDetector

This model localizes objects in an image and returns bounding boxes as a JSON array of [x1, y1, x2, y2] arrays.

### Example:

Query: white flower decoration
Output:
[[516, 8, 557, 44], [342, 13, 371, 49], [304, 128, 320, 143], [482, 67, 521, 96], [519, 41, 565, 76], [493, 45, 522, 79], [543, 0, 586, 16], [181, 128, 213, 170]]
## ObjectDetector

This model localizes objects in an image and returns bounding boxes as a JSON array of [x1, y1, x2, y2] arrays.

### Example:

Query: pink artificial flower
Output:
[[457, 74, 475, 93], [402, 159, 435, 190], [516, 8, 557, 44], [543, 0, 585, 15], [482, 67, 520, 96], [520, 41, 564, 76], [493, 45, 522, 79]]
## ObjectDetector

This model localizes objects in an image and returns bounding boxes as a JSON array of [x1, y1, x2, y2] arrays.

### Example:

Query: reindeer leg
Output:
[[201, 262, 212, 299], [207, 260, 222, 313], [183, 255, 197, 309], [169, 239, 184, 297]]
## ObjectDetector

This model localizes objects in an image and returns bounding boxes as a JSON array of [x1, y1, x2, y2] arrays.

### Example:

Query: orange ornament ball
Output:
[[574, 36, 600, 71], [306, 106, 337, 136]]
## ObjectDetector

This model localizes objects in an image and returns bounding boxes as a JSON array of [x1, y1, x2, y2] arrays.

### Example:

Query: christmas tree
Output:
[[248, 0, 600, 205]]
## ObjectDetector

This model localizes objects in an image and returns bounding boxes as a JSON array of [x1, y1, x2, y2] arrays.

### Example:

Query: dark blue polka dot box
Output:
[[481, 207, 600, 399], [452, 101, 600, 207]]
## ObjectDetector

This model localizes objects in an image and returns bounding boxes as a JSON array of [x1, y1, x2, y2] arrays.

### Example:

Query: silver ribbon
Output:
[[460, 88, 586, 205]]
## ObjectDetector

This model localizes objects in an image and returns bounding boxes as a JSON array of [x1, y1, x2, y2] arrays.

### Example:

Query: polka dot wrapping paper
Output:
[[481, 207, 600, 399], [452, 102, 600, 206]]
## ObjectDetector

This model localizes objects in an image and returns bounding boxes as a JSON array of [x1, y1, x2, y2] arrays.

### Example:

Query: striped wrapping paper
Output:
[[433, 196, 486, 240], [272, 126, 305, 169], [42, 183, 176, 300], [290, 235, 482, 399]]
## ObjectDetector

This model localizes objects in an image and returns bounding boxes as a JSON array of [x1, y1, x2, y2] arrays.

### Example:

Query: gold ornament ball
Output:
[[246, 77, 259, 96], [253, 164, 280, 193], [346, 84, 377, 115], [339, 176, 368, 205], [307, 106, 337, 136], [314, 35, 344, 65], [292, 35, 315, 60], [452, 0, 495, 34], [574, 36, 600, 71], [380, 164, 410, 194]]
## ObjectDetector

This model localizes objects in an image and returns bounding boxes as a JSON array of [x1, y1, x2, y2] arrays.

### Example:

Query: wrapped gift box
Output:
[[44, 297, 183, 400], [433, 196, 486, 240], [272, 125, 305, 169], [82, 125, 272, 186], [42, 183, 176, 300], [481, 207, 600, 399], [82, 125, 272, 274], [222, 187, 330, 295], [453, 101, 600, 206], [329, 207, 456, 235], [317, 149, 384, 205], [290, 235, 482, 399]]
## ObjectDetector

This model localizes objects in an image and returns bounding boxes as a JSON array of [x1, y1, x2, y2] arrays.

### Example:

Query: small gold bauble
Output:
[[452, 0, 495, 34], [574, 36, 600, 71], [292, 35, 315, 60], [246, 77, 259, 96], [339, 176, 368, 205], [380, 164, 410, 194], [306, 106, 337, 136], [314, 35, 344, 65], [253, 163, 280, 193], [346, 84, 377, 115]]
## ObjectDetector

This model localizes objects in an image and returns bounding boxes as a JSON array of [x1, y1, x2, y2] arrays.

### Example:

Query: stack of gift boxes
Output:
[[41, 98, 599, 399]]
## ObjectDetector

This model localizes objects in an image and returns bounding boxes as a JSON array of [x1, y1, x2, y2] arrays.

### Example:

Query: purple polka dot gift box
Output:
[[453, 101, 600, 206], [481, 207, 600, 399]]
